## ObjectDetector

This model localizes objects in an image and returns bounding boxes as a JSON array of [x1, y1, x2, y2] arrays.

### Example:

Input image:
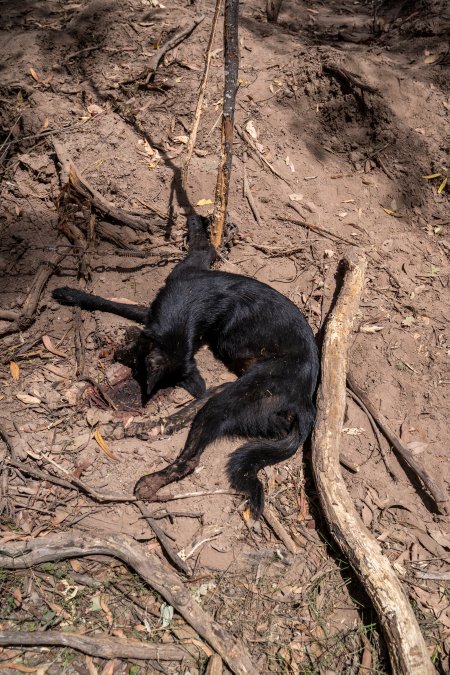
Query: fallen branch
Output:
[[311, 250, 435, 675], [346, 386, 398, 481], [211, 0, 239, 248], [136, 500, 191, 575], [123, 17, 205, 85], [324, 64, 378, 95], [0, 631, 194, 662], [243, 166, 263, 228], [283, 208, 357, 246], [0, 254, 66, 338], [347, 373, 448, 514], [263, 505, 298, 555], [53, 141, 153, 233], [0, 532, 257, 675], [182, 0, 222, 189], [6, 457, 136, 503], [235, 125, 290, 185]]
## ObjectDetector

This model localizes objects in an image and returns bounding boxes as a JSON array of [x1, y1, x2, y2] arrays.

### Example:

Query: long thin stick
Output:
[[183, 0, 223, 190], [0, 532, 258, 675], [347, 373, 448, 513], [211, 0, 239, 248], [311, 250, 434, 675]]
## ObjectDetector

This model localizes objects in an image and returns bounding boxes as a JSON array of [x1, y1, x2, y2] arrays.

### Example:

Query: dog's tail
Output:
[[52, 287, 147, 323], [226, 421, 303, 519]]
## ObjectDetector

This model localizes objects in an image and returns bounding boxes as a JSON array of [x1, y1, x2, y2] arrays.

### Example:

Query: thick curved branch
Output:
[[0, 531, 257, 675], [311, 250, 435, 675]]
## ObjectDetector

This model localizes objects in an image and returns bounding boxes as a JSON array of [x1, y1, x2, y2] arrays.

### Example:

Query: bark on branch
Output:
[[211, 0, 239, 248], [0, 631, 194, 662], [0, 531, 257, 675], [311, 250, 435, 675]]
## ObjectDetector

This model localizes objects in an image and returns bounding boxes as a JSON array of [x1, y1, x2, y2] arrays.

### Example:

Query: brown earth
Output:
[[0, 0, 449, 673]]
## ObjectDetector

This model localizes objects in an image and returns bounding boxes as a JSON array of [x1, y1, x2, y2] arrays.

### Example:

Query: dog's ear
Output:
[[145, 348, 171, 396]]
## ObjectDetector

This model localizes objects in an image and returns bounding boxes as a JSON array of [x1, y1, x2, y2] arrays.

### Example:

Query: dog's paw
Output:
[[134, 473, 166, 500], [52, 287, 80, 306]]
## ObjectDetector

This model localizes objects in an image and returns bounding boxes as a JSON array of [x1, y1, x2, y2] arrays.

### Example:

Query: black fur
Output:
[[53, 216, 319, 518]]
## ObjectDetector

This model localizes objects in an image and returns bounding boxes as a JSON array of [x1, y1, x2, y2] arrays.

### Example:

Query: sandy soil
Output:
[[1, 0, 449, 672]]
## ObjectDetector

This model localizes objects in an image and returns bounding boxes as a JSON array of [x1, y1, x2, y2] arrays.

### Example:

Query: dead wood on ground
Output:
[[347, 372, 448, 514], [0, 631, 194, 662], [0, 254, 66, 338], [122, 17, 205, 85], [183, 0, 222, 190], [211, 0, 239, 248], [0, 532, 258, 675], [311, 249, 435, 675], [53, 141, 154, 233]]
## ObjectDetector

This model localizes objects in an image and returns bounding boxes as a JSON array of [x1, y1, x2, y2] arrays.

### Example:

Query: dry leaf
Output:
[[424, 53, 440, 64], [70, 559, 82, 572], [427, 527, 450, 549], [359, 324, 383, 333], [196, 198, 213, 207], [289, 193, 303, 202], [10, 361, 20, 381], [16, 392, 41, 405], [85, 656, 99, 675], [382, 207, 402, 218], [42, 335, 66, 358], [100, 596, 114, 625], [93, 428, 119, 461], [406, 440, 428, 456], [401, 315, 415, 327], [12, 587, 23, 607], [342, 427, 365, 436], [0, 664, 41, 673], [173, 135, 188, 144], [245, 120, 258, 140], [50, 510, 69, 526], [29, 67, 41, 82], [87, 104, 104, 116]]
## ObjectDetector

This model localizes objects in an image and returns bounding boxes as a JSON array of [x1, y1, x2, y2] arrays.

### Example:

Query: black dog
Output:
[[53, 216, 319, 518]]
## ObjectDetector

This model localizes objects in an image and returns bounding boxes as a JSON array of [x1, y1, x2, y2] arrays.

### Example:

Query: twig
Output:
[[6, 457, 136, 503], [347, 373, 448, 514], [0, 631, 194, 662], [283, 208, 357, 246], [235, 125, 290, 185], [53, 140, 153, 233], [211, 0, 239, 248], [136, 500, 191, 575], [312, 249, 434, 675], [243, 166, 263, 227], [346, 387, 397, 480], [263, 505, 298, 555], [182, 0, 223, 189], [0, 254, 66, 338], [122, 17, 205, 85], [324, 64, 378, 94], [0, 532, 258, 675]]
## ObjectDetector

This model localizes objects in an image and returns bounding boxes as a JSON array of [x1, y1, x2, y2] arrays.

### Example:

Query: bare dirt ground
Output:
[[1, 0, 450, 672]]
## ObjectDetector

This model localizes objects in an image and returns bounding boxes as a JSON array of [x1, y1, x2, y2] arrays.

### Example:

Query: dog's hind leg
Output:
[[133, 366, 314, 517], [171, 215, 216, 274], [53, 287, 148, 323]]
